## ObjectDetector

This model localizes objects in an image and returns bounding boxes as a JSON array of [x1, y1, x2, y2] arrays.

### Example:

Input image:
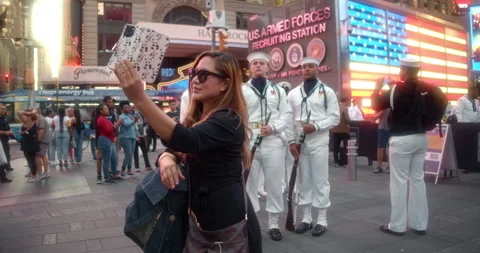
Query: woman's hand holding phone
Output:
[[113, 60, 145, 103]]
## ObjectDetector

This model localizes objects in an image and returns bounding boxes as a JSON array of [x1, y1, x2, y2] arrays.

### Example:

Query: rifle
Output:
[[244, 112, 272, 183], [285, 110, 311, 231]]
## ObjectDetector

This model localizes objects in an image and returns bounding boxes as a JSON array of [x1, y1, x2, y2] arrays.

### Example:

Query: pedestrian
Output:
[[53, 108, 70, 168], [371, 55, 434, 236], [243, 52, 292, 241], [96, 104, 124, 184], [331, 97, 350, 167], [118, 101, 137, 176], [286, 57, 340, 237], [18, 109, 40, 183], [0, 103, 14, 172]]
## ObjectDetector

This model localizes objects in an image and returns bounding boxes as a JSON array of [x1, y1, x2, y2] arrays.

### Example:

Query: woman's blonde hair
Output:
[[182, 51, 251, 167]]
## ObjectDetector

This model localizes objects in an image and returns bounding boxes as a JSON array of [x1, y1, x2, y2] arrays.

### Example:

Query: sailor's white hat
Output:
[[399, 55, 421, 68], [247, 52, 270, 63], [300, 57, 320, 66]]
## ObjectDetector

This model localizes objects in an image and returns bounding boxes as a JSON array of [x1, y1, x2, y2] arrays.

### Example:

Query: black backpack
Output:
[[390, 80, 447, 135]]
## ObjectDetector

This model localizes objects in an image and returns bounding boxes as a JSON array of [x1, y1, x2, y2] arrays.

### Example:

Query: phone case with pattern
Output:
[[107, 24, 170, 83]]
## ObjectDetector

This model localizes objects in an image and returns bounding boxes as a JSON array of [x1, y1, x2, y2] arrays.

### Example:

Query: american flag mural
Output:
[[347, 1, 469, 114]]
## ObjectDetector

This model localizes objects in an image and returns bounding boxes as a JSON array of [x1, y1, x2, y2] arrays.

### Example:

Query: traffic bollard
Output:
[[347, 139, 358, 181]]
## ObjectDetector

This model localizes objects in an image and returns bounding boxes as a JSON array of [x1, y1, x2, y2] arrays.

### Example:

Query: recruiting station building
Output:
[[248, 0, 469, 115]]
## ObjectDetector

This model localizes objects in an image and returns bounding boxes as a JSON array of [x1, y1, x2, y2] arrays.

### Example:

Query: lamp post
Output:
[[54, 77, 59, 110]]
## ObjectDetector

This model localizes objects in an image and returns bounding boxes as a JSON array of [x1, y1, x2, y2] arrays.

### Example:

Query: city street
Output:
[[0, 142, 479, 253]]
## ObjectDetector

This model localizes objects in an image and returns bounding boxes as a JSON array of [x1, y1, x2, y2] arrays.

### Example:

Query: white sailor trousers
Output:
[[298, 134, 331, 209], [388, 134, 429, 233], [246, 137, 286, 214]]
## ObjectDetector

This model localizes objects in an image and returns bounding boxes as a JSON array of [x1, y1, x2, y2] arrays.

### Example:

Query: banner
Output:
[[247, 0, 340, 89], [470, 6, 480, 71]]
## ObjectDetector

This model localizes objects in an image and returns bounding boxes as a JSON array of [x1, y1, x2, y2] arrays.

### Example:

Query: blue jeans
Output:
[[120, 137, 135, 170], [98, 136, 118, 179], [74, 130, 84, 162], [91, 139, 97, 160], [48, 138, 56, 162], [55, 131, 70, 161]]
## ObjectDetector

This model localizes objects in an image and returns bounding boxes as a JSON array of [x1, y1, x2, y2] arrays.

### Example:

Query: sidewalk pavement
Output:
[[0, 147, 480, 253]]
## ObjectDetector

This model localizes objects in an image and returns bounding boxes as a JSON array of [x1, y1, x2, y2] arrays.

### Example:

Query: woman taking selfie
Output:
[[114, 51, 262, 252]]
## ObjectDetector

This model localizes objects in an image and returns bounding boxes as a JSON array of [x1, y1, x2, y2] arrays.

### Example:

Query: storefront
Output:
[[248, 0, 470, 115]]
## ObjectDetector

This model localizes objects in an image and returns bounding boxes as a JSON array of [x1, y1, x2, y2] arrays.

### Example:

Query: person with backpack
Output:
[[371, 55, 447, 237]]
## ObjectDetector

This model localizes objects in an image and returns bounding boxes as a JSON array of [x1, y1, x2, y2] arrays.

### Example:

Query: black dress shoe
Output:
[[312, 224, 327, 237], [1, 178, 12, 183], [379, 225, 405, 236], [295, 222, 313, 234], [411, 229, 426, 235], [268, 228, 283, 241]]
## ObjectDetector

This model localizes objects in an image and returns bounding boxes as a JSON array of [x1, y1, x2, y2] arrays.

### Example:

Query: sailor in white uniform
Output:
[[179, 89, 189, 123], [286, 57, 340, 237], [243, 52, 292, 241]]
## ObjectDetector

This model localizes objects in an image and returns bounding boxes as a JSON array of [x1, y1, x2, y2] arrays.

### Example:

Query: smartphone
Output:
[[107, 24, 170, 83]]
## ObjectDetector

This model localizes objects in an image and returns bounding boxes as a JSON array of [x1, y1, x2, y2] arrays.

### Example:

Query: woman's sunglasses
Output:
[[189, 69, 227, 83]]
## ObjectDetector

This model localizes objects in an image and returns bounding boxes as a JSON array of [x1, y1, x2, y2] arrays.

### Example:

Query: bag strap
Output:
[[389, 84, 397, 110]]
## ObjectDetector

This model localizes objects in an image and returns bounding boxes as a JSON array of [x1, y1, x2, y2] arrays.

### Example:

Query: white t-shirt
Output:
[[53, 116, 70, 133], [46, 117, 54, 135]]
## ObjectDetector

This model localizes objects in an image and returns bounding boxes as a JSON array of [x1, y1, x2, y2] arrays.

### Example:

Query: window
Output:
[[163, 6, 207, 26], [97, 2, 132, 65], [237, 12, 255, 30]]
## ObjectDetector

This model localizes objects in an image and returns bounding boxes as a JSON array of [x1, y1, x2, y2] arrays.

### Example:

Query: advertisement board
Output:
[[348, 1, 468, 115], [470, 6, 480, 71], [424, 124, 459, 184], [247, 0, 340, 90]]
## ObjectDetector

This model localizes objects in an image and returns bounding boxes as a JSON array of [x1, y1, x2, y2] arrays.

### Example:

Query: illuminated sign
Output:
[[348, 1, 468, 114], [455, 0, 471, 10], [247, 0, 339, 88], [470, 6, 480, 71]]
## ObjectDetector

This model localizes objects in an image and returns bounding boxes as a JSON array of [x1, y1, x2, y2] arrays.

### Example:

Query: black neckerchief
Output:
[[251, 78, 267, 95], [468, 96, 477, 112], [304, 78, 317, 95], [299, 78, 328, 121], [249, 78, 269, 124]]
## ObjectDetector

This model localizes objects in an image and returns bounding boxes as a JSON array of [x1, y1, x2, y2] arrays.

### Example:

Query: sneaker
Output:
[[135, 168, 140, 172], [104, 178, 116, 184], [96, 174, 103, 184], [25, 172, 32, 177], [120, 172, 126, 177], [28, 177, 41, 183], [373, 167, 383, 174], [42, 173, 51, 178], [385, 166, 390, 173], [127, 172, 134, 176], [112, 174, 124, 180], [145, 167, 152, 171]]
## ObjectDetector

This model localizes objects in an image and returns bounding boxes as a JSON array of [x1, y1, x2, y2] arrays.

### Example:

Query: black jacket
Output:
[[371, 80, 426, 136]]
